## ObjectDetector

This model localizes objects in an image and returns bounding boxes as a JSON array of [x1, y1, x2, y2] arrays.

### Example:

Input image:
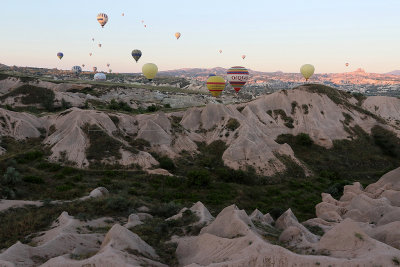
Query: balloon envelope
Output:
[[345, 63, 349, 67], [175, 32, 181, 39], [71, 66, 82, 75], [97, 13, 108, 27], [300, 64, 315, 81], [57, 52, 63, 60], [219, 50, 222, 54], [89, 53, 92, 56], [227, 66, 249, 93], [142, 63, 158, 81], [131, 49, 142, 63], [94, 73, 106, 80], [82, 64, 85, 67], [206, 76, 225, 97], [98, 44, 102, 48], [93, 67, 97, 72], [242, 55, 246, 60]]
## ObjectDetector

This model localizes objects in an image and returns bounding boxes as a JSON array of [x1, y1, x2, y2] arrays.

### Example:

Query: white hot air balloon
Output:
[[94, 73, 106, 80]]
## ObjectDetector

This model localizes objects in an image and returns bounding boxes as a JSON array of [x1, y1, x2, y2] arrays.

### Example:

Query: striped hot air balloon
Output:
[[227, 66, 249, 93], [97, 13, 108, 28], [206, 76, 225, 97]]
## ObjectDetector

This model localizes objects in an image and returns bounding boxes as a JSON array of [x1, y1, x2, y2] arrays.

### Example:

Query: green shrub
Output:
[[108, 99, 133, 112], [61, 99, 72, 109], [372, 125, 400, 158], [2, 167, 21, 186], [105, 196, 131, 212], [16, 150, 43, 163], [226, 118, 240, 131], [151, 202, 182, 217], [302, 104, 309, 114], [291, 101, 298, 114], [23, 175, 44, 184], [187, 169, 211, 187], [147, 105, 159, 112], [158, 156, 175, 171], [295, 133, 313, 146]]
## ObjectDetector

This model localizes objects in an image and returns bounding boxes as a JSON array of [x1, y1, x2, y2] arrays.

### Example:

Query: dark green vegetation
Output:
[[276, 125, 400, 196], [0, 85, 55, 111], [226, 118, 240, 131], [1, 122, 399, 248], [268, 109, 294, 128]]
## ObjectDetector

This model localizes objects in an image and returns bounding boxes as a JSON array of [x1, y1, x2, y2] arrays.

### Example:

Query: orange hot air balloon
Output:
[[175, 32, 181, 40], [206, 76, 226, 97]]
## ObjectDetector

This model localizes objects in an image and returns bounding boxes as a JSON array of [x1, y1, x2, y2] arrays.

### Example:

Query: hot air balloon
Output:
[[92, 38, 94, 42], [300, 64, 315, 81], [345, 63, 349, 67], [175, 32, 181, 40], [206, 76, 225, 97], [141, 20, 144, 24], [94, 73, 106, 81], [227, 66, 249, 93], [97, 13, 108, 28], [131, 49, 142, 63], [241, 55, 246, 60], [107, 63, 110, 67], [82, 64, 85, 67], [144, 25, 147, 28], [98, 43, 102, 48], [219, 50, 222, 54], [142, 63, 158, 81], [109, 69, 112, 73], [93, 67, 97, 73], [71, 66, 82, 75], [209, 74, 216, 77], [57, 52, 63, 60], [89, 53, 92, 56], [122, 13, 124, 16]]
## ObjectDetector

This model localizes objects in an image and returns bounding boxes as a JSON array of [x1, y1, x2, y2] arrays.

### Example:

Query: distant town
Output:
[[1, 63, 400, 97]]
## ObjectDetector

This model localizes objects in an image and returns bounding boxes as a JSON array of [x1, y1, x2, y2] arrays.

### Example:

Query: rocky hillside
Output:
[[1, 168, 400, 266], [0, 79, 399, 176]]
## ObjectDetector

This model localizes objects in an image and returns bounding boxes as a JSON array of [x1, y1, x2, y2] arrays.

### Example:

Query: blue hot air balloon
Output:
[[57, 52, 64, 60]]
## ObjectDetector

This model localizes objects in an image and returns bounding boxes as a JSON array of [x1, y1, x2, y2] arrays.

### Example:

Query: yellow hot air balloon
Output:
[[300, 64, 315, 81], [175, 32, 181, 40], [142, 63, 158, 81], [206, 76, 226, 97]]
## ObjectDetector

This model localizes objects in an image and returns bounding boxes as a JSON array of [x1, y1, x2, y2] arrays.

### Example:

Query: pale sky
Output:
[[1, 0, 400, 73]]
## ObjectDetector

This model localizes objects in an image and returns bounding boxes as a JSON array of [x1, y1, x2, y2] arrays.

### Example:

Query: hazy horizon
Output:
[[1, 0, 400, 74]]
